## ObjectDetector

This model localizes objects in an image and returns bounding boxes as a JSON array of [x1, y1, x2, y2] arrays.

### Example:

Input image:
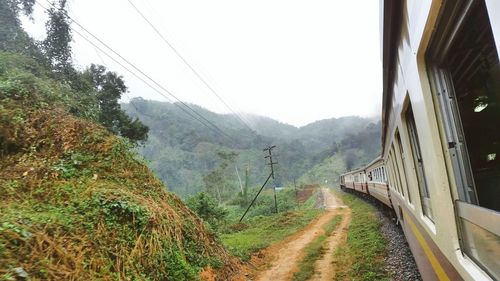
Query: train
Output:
[[340, 0, 499, 280]]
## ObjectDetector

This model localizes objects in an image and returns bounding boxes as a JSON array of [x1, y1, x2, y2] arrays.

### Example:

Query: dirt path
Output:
[[310, 206, 351, 281], [255, 188, 350, 281]]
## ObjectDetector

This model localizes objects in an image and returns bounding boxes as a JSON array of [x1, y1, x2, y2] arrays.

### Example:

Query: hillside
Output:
[[0, 56, 237, 280], [122, 99, 381, 196]]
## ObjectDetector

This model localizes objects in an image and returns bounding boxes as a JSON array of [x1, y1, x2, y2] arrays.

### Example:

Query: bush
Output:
[[186, 192, 228, 231]]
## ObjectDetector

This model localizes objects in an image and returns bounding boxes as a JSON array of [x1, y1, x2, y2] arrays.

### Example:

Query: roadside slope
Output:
[[0, 97, 237, 280]]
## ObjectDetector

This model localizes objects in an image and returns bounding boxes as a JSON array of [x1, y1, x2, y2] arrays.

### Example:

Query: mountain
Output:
[[122, 98, 381, 197], [241, 114, 298, 139]]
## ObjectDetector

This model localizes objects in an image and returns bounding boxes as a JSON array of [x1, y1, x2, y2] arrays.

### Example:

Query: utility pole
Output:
[[239, 145, 278, 222], [235, 165, 243, 194], [294, 178, 297, 200], [264, 145, 278, 214], [244, 163, 249, 202]]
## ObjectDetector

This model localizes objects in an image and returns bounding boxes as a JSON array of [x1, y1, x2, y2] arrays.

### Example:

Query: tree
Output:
[[84, 64, 149, 144], [42, 0, 72, 75], [186, 192, 227, 231], [202, 150, 238, 203], [0, 0, 45, 60]]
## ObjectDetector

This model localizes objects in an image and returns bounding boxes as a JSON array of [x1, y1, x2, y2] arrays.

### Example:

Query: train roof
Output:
[[341, 166, 366, 176], [365, 156, 384, 169], [380, 0, 403, 155]]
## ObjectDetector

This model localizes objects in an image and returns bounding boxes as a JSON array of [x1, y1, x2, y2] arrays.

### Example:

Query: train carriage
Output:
[[366, 158, 392, 207], [341, 0, 500, 280]]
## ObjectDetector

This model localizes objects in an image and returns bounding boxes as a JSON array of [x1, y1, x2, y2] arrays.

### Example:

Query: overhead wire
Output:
[[91, 43, 154, 119], [126, 0, 255, 131], [37, 0, 238, 144]]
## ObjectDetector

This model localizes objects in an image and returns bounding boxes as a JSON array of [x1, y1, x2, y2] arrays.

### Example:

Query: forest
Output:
[[123, 98, 381, 198]]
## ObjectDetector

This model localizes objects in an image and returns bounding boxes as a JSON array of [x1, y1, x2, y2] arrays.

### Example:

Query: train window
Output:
[[381, 167, 386, 182], [428, 0, 500, 212], [396, 131, 412, 204], [387, 154, 399, 194], [386, 159, 393, 187], [391, 144, 405, 198], [427, 1, 500, 277], [406, 105, 433, 220]]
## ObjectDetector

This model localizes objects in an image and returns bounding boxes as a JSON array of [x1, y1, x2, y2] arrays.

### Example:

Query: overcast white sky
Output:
[[23, 0, 382, 127]]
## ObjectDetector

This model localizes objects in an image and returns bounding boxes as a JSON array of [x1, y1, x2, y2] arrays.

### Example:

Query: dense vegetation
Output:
[[123, 99, 381, 197], [1, 0, 148, 144], [0, 85, 238, 279], [0, 1, 238, 279]]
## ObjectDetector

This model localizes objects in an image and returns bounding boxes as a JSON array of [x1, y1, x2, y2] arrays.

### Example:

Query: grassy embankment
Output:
[[221, 189, 321, 261], [292, 214, 342, 281], [0, 52, 236, 280], [332, 190, 389, 281]]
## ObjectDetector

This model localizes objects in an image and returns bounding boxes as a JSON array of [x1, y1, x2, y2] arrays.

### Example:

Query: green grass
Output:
[[323, 215, 342, 236], [332, 190, 389, 281], [221, 208, 322, 261], [292, 215, 342, 281]]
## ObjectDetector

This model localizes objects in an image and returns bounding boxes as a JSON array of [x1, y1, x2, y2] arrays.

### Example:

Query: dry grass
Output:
[[0, 101, 239, 280]]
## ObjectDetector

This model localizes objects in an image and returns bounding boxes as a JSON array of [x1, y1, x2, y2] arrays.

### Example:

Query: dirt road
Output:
[[255, 188, 351, 281]]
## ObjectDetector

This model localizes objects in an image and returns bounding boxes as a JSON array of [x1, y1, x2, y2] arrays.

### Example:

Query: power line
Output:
[[126, 0, 254, 131], [72, 27, 235, 142], [90, 42, 155, 119], [37, 0, 237, 144]]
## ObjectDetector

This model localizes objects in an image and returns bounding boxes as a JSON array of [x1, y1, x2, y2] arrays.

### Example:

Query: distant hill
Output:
[[123, 98, 381, 197], [241, 113, 298, 140]]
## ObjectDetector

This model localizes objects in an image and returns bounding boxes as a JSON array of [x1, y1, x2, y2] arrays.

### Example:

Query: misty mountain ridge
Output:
[[125, 97, 374, 139], [123, 98, 381, 197]]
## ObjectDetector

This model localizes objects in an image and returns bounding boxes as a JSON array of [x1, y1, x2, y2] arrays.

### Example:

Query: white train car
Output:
[[341, 167, 369, 194], [366, 158, 392, 207], [342, 0, 500, 280]]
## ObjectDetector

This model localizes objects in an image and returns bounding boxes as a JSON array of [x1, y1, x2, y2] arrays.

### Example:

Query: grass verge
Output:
[[221, 187, 321, 261], [292, 215, 342, 281], [332, 190, 389, 281], [221, 208, 321, 261]]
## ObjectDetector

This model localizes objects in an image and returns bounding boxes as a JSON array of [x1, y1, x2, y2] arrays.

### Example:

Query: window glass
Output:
[[391, 145, 405, 198], [396, 131, 412, 203], [386, 156, 397, 192], [406, 105, 433, 220], [427, 3, 500, 276], [444, 1, 500, 211]]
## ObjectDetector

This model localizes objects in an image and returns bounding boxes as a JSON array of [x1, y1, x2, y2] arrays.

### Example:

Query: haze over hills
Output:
[[123, 98, 381, 197]]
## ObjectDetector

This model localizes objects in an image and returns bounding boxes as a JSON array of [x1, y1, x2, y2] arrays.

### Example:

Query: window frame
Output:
[[405, 105, 434, 221], [425, 1, 500, 278]]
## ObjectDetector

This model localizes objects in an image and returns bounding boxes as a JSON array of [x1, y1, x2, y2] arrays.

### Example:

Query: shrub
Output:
[[186, 192, 228, 231]]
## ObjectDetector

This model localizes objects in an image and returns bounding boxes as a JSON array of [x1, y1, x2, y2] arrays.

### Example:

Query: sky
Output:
[[23, 0, 382, 127]]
